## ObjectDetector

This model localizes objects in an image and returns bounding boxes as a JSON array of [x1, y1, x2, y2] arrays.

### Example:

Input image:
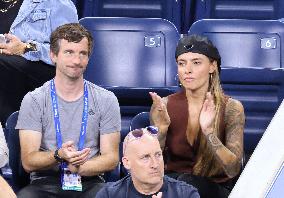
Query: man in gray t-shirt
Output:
[[16, 23, 121, 198]]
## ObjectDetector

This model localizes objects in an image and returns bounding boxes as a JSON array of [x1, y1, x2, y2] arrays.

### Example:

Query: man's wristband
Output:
[[54, 149, 64, 163]]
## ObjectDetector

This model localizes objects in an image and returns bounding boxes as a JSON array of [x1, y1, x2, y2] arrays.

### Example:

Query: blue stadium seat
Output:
[[79, 17, 179, 88], [196, 0, 284, 19], [1, 121, 12, 183], [77, 0, 182, 32], [189, 19, 284, 69], [221, 68, 284, 155], [188, 19, 284, 156], [186, 0, 284, 33], [79, 17, 180, 138], [129, 112, 150, 132], [5, 111, 29, 191]]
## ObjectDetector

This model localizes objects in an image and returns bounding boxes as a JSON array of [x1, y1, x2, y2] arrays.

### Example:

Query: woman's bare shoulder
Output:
[[226, 98, 244, 113]]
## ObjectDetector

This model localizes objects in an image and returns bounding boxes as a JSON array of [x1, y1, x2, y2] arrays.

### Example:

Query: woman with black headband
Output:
[[149, 35, 245, 198]]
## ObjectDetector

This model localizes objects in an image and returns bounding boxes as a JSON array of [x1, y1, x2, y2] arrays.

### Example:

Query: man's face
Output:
[[50, 38, 89, 80], [123, 134, 164, 187]]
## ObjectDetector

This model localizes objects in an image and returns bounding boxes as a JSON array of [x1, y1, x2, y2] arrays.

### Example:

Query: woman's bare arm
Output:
[[205, 98, 245, 178]]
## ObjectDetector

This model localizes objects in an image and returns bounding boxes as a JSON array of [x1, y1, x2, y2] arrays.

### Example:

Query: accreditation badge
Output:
[[61, 167, 82, 191]]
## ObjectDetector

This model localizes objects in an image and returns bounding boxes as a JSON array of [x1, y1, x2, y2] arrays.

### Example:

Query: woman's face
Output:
[[177, 52, 216, 91]]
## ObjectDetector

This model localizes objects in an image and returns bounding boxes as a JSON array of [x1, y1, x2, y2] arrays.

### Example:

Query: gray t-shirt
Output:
[[16, 80, 121, 180]]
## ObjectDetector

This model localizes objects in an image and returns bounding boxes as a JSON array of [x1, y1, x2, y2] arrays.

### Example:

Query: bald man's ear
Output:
[[122, 156, 131, 170]]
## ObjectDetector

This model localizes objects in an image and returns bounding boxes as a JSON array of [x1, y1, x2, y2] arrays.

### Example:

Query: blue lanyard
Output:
[[50, 79, 89, 150]]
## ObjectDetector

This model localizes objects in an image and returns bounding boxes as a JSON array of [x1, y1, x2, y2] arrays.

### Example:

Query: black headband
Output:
[[175, 36, 221, 73]]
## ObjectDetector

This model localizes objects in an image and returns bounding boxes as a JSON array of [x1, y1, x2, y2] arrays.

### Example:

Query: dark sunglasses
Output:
[[123, 126, 159, 155], [131, 126, 158, 138]]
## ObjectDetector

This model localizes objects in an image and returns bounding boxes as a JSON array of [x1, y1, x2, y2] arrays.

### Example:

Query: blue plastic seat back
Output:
[[194, 0, 284, 22], [78, 0, 181, 32], [222, 68, 284, 155], [129, 112, 150, 133], [189, 19, 284, 69], [5, 111, 30, 191], [183, 0, 284, 33], [79, 17, 179, 88]]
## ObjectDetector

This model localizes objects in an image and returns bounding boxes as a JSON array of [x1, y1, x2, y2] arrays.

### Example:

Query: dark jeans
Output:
[[0, 54, 55, 125], [17, 175, 105, 198], [167, 172, 232, 198]]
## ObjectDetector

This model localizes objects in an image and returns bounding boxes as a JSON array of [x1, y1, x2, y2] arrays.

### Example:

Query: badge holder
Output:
[[61, 163, 82, 191]]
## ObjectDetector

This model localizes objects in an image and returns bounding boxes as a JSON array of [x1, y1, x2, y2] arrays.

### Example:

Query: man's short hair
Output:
[[50, 23, 93, 56]]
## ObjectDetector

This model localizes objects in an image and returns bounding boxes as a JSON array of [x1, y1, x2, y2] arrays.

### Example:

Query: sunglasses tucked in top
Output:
[[123, 126, 159, 156]]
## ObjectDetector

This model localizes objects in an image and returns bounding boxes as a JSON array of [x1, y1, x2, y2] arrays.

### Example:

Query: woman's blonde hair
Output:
[[191, 65, 227, 177]]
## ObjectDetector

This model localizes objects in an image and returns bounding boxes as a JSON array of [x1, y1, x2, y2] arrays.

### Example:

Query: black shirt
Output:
[[96, 175, 200, 198], [128, 177, 164, 198], [0, 0, 23, 33]]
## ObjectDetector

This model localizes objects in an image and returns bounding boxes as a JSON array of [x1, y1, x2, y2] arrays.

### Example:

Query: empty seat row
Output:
[[71, 0, 284, 33], [72, 0, 182, 32]]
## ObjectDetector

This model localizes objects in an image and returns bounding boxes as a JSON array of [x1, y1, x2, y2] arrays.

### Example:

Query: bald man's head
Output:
[[122, 128, 164, 191], [123, 130, 159, 156]]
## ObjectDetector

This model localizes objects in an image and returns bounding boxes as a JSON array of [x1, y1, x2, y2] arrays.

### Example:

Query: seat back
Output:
[[5, 111, 30, 190], [189, 19, 284, 69], [221, 68, 284, 155], [194, 0, 284, 21], [188, 19, 284, 155], [103, 164, 121, 182], [129, 112, 150, 133], [184, 0, 284, 37], [78, 0, 182, 32], [80, 17, 179, 88]]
